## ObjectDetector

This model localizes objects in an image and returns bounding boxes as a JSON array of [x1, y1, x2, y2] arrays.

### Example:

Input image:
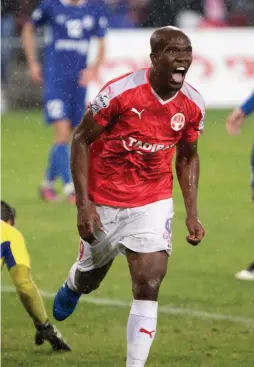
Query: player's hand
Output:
[[226, 108, 245, 135], [29, 61, 43, 84], [77, 201, 103, 244], [185, 217, 205, 246], [79, 66, 98, 87]]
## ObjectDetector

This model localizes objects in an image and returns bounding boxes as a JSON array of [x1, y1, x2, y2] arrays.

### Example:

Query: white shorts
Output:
[[76, 198, 174, 272]]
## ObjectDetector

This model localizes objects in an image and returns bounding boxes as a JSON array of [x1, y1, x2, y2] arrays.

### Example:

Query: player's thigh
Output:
[[77, 205, 122, 272], [76, 234, 117, 275], [74, 238, 115, 293], [120, 198, 173, 300], [74, 205, 122, 292], [71, 86, 86, 128], [126, 250, 168, 301]]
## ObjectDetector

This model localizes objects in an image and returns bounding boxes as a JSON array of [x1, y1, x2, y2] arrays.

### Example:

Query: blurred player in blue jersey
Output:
[[226, 91, 254, 281], [21, 0, 108, 203]]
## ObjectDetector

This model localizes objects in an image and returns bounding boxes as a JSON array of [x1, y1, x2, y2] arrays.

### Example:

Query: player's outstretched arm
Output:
[[226, 92, 254, 135], [71, 109, 104, 243], [93, 38, 106, 71], [176, 139, 205, 245]]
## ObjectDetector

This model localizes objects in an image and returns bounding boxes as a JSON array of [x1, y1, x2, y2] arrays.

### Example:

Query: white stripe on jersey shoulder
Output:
[[181, 82, 205, 113], [91, 69, 147, 115], [181, 82, 205, 130], [107, 69, 147, 100]]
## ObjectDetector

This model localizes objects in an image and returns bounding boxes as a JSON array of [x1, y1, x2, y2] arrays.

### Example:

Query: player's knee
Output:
[[75, 278, 101, 294], [132, 275, 163, 301], [15, 278, 34, 298], [54, 121, 71, 144], [80, 282, 101, 294], [54, 135, 70, 144], [74, 264, 112, 294]]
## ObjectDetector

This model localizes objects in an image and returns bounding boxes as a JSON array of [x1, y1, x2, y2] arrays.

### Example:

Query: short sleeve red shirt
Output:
[[88, 68, 205, 207]]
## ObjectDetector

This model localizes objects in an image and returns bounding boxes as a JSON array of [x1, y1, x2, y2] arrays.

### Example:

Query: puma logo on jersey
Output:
[[131, 107, 145, 119], [121, 136, 175, 154]]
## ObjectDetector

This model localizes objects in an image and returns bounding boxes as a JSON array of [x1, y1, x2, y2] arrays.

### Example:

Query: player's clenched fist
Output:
[[77, 202, 103, 244], [185, 217, 205, 246]]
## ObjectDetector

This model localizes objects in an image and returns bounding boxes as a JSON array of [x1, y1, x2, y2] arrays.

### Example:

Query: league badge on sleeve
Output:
[[91, 87, 111, 115]]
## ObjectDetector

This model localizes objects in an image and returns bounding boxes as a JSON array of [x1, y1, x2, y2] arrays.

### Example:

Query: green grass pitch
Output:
[[1, 109, 254, 366]]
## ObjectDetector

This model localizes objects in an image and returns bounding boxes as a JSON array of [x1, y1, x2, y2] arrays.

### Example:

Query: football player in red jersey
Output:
[[54, 26, 205, 366]]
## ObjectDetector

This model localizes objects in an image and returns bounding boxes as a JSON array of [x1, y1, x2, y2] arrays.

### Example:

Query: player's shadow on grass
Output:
[[31, 347, 71, 356]]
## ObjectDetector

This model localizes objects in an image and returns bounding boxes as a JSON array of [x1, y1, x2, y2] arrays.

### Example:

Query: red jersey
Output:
[[88, 68, 205, 208]]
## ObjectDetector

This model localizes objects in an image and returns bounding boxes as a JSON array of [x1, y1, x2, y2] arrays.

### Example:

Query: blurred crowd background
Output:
[[2, 0, 254, 31], [1, 0, 254, 112]]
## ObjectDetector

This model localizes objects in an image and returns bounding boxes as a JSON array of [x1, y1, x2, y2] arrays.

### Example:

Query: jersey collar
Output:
[[145, 68, 179, 105]]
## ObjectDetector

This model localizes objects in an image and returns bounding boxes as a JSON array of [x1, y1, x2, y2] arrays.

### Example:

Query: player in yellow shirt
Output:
[[1, 200, 71, 351]]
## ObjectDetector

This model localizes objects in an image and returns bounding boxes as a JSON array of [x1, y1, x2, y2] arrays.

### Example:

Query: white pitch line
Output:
[[2, 285, 254, 326]]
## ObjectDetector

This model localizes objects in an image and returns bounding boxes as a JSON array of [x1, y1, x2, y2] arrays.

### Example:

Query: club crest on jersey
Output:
[[171, 113, 185, 131]]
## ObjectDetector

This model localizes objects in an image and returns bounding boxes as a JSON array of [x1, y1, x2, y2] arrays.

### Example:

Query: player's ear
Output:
[[150, 53, 157, 66]]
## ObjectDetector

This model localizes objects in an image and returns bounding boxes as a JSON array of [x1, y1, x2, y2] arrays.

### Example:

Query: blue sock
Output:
[[251, 145, 254, 189], [56, 143, 72, 185], [45, 144, 59, 183]]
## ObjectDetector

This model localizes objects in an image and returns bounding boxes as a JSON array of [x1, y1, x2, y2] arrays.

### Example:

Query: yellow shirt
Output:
[[1, 220, 30, 269]]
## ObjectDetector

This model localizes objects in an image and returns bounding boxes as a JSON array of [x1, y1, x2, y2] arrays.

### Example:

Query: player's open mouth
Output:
[[171, 67, 187, 84]]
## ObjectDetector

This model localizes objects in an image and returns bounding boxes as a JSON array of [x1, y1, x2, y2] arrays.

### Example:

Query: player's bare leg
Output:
[[126, 250, 168, 367], [53, 260, 113, 321]]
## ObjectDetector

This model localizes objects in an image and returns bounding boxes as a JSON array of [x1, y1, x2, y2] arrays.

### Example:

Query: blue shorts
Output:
[[44, 80, 87, 128]]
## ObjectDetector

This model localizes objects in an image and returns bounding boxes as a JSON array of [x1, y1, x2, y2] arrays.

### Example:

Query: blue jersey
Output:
[[31, 0, 108, 81]]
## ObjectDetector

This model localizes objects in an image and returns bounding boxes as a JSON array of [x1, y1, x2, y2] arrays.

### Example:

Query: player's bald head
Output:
[[149, 26, 193, 92], [150, 26, 190, 54]]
